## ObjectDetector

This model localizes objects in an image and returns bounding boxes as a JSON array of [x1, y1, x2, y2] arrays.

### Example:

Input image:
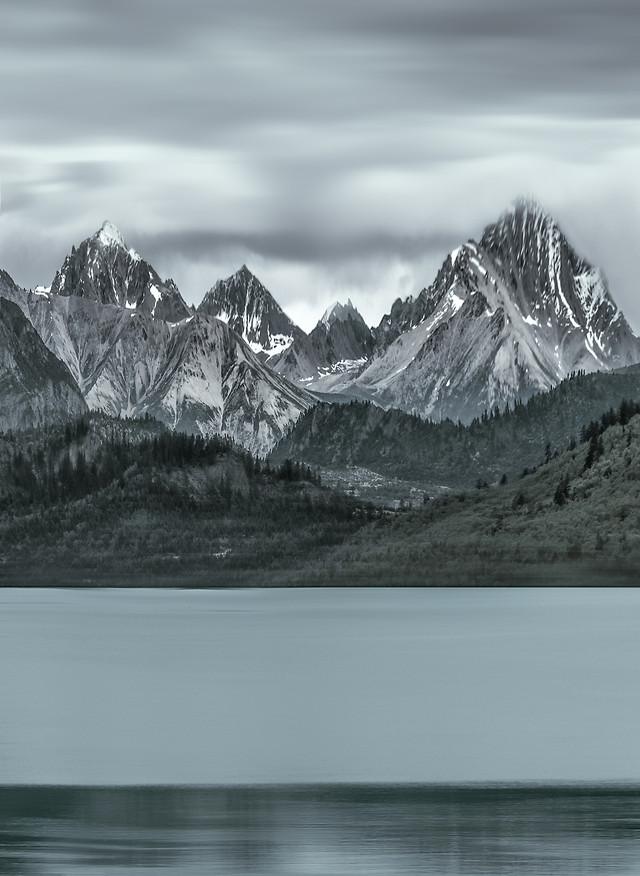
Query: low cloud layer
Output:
[[1, 0, 639, 330]]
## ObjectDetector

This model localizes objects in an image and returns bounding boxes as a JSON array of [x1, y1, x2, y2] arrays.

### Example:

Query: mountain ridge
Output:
[[2, 227, 313, 453]]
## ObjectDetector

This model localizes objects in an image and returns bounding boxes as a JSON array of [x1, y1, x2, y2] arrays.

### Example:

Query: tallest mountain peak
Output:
[[505, 196, 558, 230], [95, 220, 127, 250]]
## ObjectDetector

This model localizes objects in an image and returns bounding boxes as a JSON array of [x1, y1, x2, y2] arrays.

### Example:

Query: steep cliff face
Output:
[[0, 295, 87, 432]]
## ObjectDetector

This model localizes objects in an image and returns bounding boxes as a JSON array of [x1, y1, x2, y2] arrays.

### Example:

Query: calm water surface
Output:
[[1, 587, 640, 873]]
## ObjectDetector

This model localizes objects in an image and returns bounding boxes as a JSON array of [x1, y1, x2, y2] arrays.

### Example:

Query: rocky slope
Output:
[[0, 294, 87, 431]]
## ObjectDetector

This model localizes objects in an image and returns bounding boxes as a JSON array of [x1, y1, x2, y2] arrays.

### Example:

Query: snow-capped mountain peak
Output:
[[198, 266, 303, 361], [339, 199, 640, 422], [94, 220, 142, 262], [49, 223, 191, 322], [96, 220, 126, 250]]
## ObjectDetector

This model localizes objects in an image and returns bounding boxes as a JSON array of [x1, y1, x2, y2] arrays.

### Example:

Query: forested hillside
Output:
[[293, 407, 640, 585], [272, 366, 640, 490], [2, 400, 640, 586], [0, 414, 372, 585]]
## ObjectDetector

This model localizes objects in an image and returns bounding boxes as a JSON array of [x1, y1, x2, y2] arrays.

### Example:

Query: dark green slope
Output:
[[271, 365, 640, 490], [0, 414, 369, 585], [292, 408, 640, 586]]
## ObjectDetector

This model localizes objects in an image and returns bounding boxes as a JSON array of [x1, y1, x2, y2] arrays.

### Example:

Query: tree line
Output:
[[1, 416, 320, 509]]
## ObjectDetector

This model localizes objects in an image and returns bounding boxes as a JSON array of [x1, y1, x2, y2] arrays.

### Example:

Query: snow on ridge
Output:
[[450, 291, 464, 313], [248, 333, 293, 358], [96, 220, 126, 250]]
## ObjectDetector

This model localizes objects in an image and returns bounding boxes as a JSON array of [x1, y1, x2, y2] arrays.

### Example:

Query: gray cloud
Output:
[[1, 0, 640, 329], [3, 0, 639, 149], [135, 228, 459, 269]]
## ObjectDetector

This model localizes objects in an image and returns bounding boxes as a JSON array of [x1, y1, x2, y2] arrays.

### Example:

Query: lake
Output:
[[3, 784, 640, 875], [1, 587, 640, 873]]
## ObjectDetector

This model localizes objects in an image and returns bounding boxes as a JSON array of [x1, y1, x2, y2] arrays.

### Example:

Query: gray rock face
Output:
[[126, 314, 312, 455], [0, 295, 87, 432], [198, 265, 303, 361], [347, 199, 640, 421]]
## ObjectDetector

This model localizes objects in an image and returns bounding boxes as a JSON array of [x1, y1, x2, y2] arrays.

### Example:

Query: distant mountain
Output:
[[0, 295, 87, 432], [3, 228, 311, 453], [51, 220, 191, 322], [198, 265, 303, 361], [294, 199, 640, 421], [197, 266, 375, 393], [273, 299, 375, 391], [271, 365, 640, 490]]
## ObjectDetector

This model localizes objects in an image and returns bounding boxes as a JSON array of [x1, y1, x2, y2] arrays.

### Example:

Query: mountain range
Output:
[[1, 199, 639, 460], [1, 224, 311, 454], [302, 199, 639, 421], [186, 198, 640, 423]]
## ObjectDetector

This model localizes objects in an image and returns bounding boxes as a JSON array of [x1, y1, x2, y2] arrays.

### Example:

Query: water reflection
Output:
[[2, 785, 640, 875]]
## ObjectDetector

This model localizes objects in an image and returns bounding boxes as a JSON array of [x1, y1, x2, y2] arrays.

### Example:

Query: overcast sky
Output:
[[1, 0, 639, 332]]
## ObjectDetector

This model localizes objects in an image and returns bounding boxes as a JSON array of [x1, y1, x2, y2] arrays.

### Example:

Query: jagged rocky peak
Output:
[[49, 221, 190, 322], [273, 295, 375, 387], [95, 219, 127, 251], [474, 197, 635, 350], [351, 197, 640, 424], [320, 299, 364, 329], [198, 265, 302, 360]]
